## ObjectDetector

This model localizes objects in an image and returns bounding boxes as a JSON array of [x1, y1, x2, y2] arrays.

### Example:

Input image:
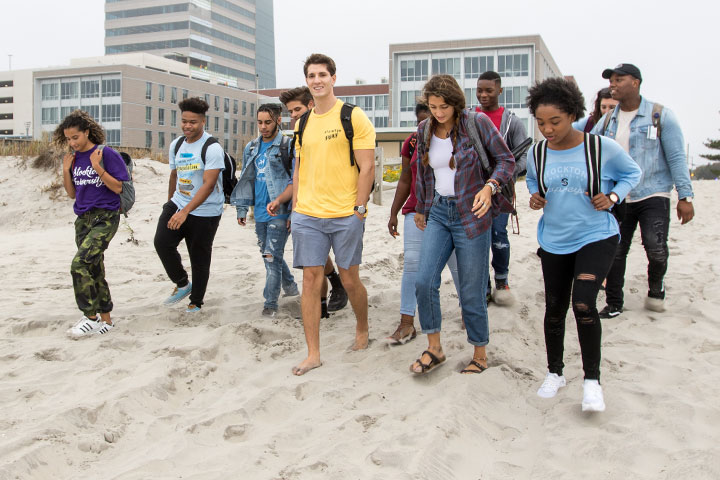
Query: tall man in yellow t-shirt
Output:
[[290, 54, 376, 376]]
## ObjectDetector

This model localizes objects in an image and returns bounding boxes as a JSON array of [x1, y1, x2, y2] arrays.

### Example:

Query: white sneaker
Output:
[[582, 379, 606, 412], [68, 316, 106, 338], [537, 372, 566, 398]]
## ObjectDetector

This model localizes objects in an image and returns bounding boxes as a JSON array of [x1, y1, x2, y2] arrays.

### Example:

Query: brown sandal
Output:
[[461, 359, 488, 374], [410, 350, 446, 374]]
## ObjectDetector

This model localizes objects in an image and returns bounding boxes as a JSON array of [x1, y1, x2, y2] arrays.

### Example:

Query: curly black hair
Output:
[[526, 77, 586, 120], [178, 96, 209, 115], [53, 109, 105, 146]]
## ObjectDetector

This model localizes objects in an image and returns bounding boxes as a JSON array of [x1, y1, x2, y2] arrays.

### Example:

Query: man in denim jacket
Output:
[[230, 103, 299, 317], [592, 63, 694, 316]]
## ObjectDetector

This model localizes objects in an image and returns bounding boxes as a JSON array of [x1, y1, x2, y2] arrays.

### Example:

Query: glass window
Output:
[[102, 79, 121, 97], [106, 129, 120, 146], [204, 93, 210, 104], [145, 106, 152, 124], [400, 90, 421, 112], [356, 96, 373, 111], [498, 86, 529, 109], [242, 120, 246, 134], [61, 106, 78, 118], [250, 103, 255, 117], [41, 83, 59, 100], [171, 132, 178, 141], [498, 54, 529, 77], [374, 95, 388, 110], [338, 96, 355, 105], [158, 131, 166, 149], [224, 97, 229, 113], [233, 139, 238, 153], [158, 84, 165, 102], [158, 108, 165, 126], [233, 99, 238, 114], [102, 104, 121, 122], [145, 130, 152, 148], [224, 118, 229, 134], [224, 138, 229, 151], [171, 110, 177, 127], [171, 87, 177, 104], [214, 116, 219, 132], [242, 101, 247, 115], [400, 59, 428, 81], [374, 116, 388, 128], [464, 88, 479, 109], [431, 58, 461, 79], [145, 82, 152, 100], [182, 89, 188, 100], [41, 107, 58, 124], [81, 80, 100, 98], [61, 82, 78, 100], [214, 96, 219, 111], [84, 105, 99, 121], [464, 55, 495, 79], [233, 119, 238, 134]]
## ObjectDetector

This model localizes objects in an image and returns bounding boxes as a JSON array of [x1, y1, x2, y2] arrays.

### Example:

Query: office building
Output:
[[390, 35, 563, 136], [0, 69, 35, 137], [104, 0, 276, 90]]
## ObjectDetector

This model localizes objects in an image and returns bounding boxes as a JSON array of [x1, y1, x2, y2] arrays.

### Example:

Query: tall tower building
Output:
[[104, 0, 276, 90]]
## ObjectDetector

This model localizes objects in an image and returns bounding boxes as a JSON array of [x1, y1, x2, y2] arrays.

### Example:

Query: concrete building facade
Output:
[[389, 35, 563, 137], [104, 0, 276, 90], [34, 54, 265, 155], [0, 69, 35, 137]]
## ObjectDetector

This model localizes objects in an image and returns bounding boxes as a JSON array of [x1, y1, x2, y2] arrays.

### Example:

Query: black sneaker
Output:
[[599, 305, 623, 318], [327, 286, 348, 312]]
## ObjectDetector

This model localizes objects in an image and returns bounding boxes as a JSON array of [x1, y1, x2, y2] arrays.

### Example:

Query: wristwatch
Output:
[[354, 205, 367, 215], [608, 192, 619, 204], [486, 180, 499, 196], [680, 197, 693, 203]]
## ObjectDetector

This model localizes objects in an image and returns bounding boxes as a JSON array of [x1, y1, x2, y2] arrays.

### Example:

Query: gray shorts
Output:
[[291, 212, 364, 270]]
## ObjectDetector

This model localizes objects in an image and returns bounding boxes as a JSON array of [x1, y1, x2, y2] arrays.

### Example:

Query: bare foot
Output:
[[351, 331, 369, 351], [292, 357, 322, 376]]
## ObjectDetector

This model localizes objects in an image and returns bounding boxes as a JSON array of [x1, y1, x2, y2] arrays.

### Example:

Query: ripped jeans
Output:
[[538, 235, 619, 381], [255, 218, 296, 310], [605, 197, 671, 307]]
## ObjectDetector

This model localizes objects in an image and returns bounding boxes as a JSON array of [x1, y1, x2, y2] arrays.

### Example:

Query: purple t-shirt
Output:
[[71, 145, 129, 215]]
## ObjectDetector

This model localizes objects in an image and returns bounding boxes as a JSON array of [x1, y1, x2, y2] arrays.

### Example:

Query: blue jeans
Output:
[[255, 218, 296, 310], [401, 213, 460, 316], [416, 195, 491, 346], [491, 212, 510, 282]]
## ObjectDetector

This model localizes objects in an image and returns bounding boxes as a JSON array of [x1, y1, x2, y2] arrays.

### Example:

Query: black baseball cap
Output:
[[602, 63, 642, 81]]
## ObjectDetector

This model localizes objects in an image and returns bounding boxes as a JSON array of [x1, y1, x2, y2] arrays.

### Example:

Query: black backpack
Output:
[[294, 102, 375, 192], [174, 136, 237, 204], [533, 132, 602, 199], [278, 134, 293, 176]]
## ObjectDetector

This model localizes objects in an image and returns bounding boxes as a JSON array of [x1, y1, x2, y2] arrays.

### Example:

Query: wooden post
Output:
[[373, 147, 383, 205]]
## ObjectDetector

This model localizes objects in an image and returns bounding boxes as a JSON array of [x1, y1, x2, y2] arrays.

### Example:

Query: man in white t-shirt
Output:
[[592, 64, 694, 316], [154, 97, 225, 313]]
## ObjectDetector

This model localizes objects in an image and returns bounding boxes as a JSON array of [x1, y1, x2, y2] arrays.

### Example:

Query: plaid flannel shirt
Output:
[[415, 109, 515, 239]]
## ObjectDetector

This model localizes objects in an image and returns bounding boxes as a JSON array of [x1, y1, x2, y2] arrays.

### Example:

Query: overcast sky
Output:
[[1, 0, 718, 165]]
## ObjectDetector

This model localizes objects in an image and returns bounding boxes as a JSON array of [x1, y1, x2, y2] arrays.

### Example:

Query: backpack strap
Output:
[[340, 102, 356, 168], [279, 135, 292, 176], [533, 140, 548, 198], [651, 102, 664, 138], [294, 109, 311, 167], [601, 111, 613, 135], [200, 136, 220, 165], [463, 111, 492, 177], [173, 136, 186, 157], [583, 133, 602, 198]]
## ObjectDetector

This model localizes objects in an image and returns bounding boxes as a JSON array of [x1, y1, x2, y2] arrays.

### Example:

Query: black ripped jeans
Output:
[[605, 197, 671, 307], [538, 235, 619, 381]]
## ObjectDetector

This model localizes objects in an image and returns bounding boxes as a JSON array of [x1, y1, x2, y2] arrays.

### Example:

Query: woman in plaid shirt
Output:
[[410, 75, 515, 375]]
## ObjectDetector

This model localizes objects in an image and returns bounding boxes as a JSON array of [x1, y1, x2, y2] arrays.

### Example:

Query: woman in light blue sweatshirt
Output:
[[525, 78, 641, 412]]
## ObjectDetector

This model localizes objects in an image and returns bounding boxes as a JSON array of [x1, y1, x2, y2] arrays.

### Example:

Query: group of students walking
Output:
[[55, 55, 694, 412]]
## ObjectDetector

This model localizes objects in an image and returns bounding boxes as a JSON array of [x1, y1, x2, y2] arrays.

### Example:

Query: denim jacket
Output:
[[591, 97, 693, 200], [229, 133, 292, 219]]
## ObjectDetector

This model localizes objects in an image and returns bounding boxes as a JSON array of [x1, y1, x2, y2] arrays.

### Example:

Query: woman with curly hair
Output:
[[55, 109, 129, 337], [409, 74, 515, 375], [526, 78, 640, 410]]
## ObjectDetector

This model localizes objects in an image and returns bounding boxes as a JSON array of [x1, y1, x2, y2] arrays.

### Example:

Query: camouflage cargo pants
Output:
[[71, 208, 120, 317]]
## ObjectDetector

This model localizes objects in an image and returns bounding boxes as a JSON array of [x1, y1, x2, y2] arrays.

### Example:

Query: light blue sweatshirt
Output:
[[526, 136, 641, 254]]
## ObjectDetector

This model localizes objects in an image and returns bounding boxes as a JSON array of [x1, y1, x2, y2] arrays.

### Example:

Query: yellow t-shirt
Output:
[[294, 100, 376, 218]]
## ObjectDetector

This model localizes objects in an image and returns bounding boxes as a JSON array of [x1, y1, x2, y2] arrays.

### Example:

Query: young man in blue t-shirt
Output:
[[155, 97, 225, 312], [231, 104, 299, 316]]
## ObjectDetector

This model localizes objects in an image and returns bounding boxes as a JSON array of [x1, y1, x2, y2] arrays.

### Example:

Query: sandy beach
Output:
[[1, 155, 719, 480]]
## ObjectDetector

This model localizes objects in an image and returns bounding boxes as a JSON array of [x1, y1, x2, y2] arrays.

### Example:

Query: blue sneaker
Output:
[[185, 304, 201, 313], [163, 283, 192, 305]]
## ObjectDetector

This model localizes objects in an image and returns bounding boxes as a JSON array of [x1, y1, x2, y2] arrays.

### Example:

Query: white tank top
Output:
[[428, 134, 456, 196]]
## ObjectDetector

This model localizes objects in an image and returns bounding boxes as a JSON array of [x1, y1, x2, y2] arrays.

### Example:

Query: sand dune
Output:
[[1, 156, 718, 479]]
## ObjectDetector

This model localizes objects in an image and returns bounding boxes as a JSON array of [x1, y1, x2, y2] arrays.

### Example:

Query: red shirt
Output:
[[401, 133, 419, 215], [476, 106, 504, 131]]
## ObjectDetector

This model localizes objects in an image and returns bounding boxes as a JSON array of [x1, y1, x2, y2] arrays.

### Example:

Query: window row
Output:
[[41, 79, 121, 101], [400, 54, 528, 82]]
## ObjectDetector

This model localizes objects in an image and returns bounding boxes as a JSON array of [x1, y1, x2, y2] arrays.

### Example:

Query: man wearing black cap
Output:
[[592, 63, 694, 317]]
